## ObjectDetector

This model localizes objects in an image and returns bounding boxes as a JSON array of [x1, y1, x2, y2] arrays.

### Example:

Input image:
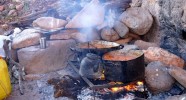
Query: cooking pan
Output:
[[102, 49, 145, 82], [72, 40, 124, 55]]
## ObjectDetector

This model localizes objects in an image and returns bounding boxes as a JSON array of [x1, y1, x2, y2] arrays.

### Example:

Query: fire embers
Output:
[[109, 81, 144, 93], [93, 81, 147, 99]]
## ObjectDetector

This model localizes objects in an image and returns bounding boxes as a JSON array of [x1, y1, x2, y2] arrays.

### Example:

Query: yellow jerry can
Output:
[[0, 57, 11, 99]]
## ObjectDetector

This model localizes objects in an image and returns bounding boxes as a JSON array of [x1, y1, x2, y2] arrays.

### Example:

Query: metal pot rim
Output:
[[102, 50, 144, 62], [76, 40, 122, 50]]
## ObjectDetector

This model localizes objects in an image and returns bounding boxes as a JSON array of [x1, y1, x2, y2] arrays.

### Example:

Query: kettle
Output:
[[79, 53, 103, 79]]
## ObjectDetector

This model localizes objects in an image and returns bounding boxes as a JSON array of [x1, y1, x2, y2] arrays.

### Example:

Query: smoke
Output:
[[67, 0, 105, 42]]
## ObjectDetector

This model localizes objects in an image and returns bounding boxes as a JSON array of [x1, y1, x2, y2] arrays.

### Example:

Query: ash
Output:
[[77, 88, 136, 100]]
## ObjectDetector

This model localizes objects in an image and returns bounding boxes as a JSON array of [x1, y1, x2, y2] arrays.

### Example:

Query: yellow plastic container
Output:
[[0, 57, 11, 100]]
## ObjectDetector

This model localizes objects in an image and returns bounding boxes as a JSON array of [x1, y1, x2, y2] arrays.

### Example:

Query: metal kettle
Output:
[[79, 53, 103, 79]]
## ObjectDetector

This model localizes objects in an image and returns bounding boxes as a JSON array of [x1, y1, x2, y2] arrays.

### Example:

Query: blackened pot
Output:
[[102, 50, 145, 83]]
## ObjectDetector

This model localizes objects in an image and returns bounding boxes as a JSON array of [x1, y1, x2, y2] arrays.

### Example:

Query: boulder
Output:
[[33, 17, 67, 30], [134, 40, 159, 50], [65, 0, 105, 28], [101, 27, 120, 41], [120, 7, 153, 35], [113, 21, 129, 38], [12, 29, 41, 49], [50, 29, 78, 40], [165, 94, 186, 100], [145, 61, 175, 94], [143, 47, 185, 68], [130, 0, 142, 7], [168, 66, 186, 88], [17, 40, 76, 74]]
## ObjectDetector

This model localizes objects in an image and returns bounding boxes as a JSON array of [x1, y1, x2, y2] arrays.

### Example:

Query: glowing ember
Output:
[[124, 84, 137, 91], [109, 81, 144, 93], [99, 70, 105, 80], [111, 87, 124, 93], [137, 81, 143, 86]]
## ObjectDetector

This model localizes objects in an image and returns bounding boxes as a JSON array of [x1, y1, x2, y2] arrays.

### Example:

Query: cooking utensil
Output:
[[71, 40, 124, 61], [102, 50, 145, 82]]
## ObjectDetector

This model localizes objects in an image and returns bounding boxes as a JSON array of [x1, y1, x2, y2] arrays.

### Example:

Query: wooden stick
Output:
[[3, 40, 24, 95]]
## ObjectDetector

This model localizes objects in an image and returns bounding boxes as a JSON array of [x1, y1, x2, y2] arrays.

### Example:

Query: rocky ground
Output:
[[1, 0, 186, 100]]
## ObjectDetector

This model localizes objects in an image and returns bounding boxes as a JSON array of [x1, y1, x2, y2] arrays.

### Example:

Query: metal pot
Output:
[[79, 53, 103, 79], [102, 50, 145, 82]]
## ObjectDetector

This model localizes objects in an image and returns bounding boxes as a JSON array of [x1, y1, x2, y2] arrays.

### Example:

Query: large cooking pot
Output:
[[102, 49, 145, 82], [71, 40, 124, 61]]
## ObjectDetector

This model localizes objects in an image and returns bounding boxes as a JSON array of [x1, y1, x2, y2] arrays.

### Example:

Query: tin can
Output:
[[40, 37, 46, 49]]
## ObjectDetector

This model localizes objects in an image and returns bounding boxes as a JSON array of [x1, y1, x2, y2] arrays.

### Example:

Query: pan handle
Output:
[[119, 45, 124, 49]]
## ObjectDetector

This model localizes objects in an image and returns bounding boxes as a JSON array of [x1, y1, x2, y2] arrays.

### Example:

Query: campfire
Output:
[[1, 0, 186, 100], [108, 81, 144, 93]]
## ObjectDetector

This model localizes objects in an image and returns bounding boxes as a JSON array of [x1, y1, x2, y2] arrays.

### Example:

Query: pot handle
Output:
[[119, 45, 124, 49]]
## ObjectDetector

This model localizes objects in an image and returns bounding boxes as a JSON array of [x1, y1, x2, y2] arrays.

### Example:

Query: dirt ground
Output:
[[7, 66, 77, 100]]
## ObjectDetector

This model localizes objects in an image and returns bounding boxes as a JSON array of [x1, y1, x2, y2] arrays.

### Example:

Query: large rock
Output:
[[168, 66, 186, 88], [140, 0, 186, 62], [134, 40, 159, 50], [65, 0, 105, 28], [143, 47, 185, 68], [113, 21, 129, 38], [50, 29, 78, 40], [101, 27, 120, 41], [17, 40, 76, 74], [12, 29, 41, 49], [145, 61, 175, 94], [130, 0, 142, 7], [33, 17, 67, 30], [120, 7, 153, 35], [166, 94, 186, 100]]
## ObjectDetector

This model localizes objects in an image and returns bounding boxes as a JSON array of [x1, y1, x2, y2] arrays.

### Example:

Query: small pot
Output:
[[102, 50, 145, 82], [79, 53, 103, 79]]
